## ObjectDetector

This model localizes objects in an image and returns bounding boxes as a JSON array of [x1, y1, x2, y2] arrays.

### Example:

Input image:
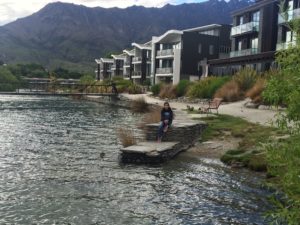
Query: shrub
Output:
[[131, 97, 149, 113], [246, 78, 266, 103], [233, 67, 258, 92], [187, 76, 229, 99], [159, 84, 177, 99], [117, 128, 137, 147], [214, 80, 242, 102], [128, 83, 143, 94], [176, 79, 191, 97], [115, 79, 132, 93], [151, 84, 161, 96]]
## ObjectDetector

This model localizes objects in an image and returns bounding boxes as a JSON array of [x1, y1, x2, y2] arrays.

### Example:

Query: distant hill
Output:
[[0, 0, 253, 73]]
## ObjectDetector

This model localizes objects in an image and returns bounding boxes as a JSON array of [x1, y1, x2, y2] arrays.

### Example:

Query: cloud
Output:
[[0, 0, 203, 25]]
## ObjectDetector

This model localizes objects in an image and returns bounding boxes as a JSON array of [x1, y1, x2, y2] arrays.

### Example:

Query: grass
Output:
[[198, 114, 282, 171], [117, 128, 137, 147]]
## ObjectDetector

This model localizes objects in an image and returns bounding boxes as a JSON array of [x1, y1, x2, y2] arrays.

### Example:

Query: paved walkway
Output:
[[121, 93, 279, 126]]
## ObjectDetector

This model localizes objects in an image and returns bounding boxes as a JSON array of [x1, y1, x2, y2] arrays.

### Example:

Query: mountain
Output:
[[0, 0, 253, 73]]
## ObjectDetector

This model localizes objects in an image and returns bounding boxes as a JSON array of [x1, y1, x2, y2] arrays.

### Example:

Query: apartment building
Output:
[[122, 49, 134, 80], [111, 54, 126, 77], [151, 24, 231, 84], [95, 58, 114, 80], [131, 41, 152, 84], [208, 0, 279, 75], [277, 0, 300, 50]]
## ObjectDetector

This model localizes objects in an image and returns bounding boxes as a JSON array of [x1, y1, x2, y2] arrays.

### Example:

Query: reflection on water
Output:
[[0, 96, 271, 224]]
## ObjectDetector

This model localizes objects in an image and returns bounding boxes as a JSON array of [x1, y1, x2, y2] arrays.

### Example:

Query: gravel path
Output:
[[121, 93, 280, 126]]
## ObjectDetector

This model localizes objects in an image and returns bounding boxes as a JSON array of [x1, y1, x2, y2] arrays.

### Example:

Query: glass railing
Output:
[[276, 41, 296, 50], [156, 49, 174, 57], [156, 67, 173, 74], [278, 8, 300, 24], [132, 71, 142, 76], [124, 62, 131, 66], [231, 21, 259, 36], [132, 57, 142, 63], [230, 48, 258, 58]]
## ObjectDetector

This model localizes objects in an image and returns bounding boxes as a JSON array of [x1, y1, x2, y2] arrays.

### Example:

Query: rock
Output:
[[258, 105, 270, 110], [244, 102, 259, 109]]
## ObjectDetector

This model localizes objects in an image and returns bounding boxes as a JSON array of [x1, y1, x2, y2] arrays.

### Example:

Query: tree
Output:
[[263, 6, 300, 223], [0, 66, 20, 91]]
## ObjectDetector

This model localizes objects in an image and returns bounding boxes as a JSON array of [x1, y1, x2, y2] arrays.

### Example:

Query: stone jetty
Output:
[[120, 109, 207, 163]]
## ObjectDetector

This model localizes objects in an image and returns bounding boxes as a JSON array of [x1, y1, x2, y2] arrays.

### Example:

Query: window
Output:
[[239, 16, 244, 25], [198, 44, 202, 54], [238, 40, 242, 51], [209, 45, 214, 55], [252, 11, 260, 22], [251, 38, 258, 49]]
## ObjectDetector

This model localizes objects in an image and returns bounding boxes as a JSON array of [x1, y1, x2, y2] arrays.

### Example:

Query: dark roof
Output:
[[231, 0, 278, 16]]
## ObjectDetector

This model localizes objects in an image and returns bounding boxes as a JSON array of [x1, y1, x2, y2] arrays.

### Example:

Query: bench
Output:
[[199, 98, 223, 114]]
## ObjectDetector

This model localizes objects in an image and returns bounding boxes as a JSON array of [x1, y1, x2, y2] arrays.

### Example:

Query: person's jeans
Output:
[[157, 120, 171, 140]]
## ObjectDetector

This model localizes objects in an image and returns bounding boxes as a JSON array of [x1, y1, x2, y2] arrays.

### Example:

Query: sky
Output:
[[0, 0, 207, 26]]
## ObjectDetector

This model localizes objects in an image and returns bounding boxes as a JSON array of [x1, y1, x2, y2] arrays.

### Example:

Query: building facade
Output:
[[122, 49, 134, 80], [151, 24, 231, 84], [277, 0, 300, 50], [208, 0, 279, 75], [95, 58, 114, 80], [111, 54, 126, 77], [131, 41, 152, 84]]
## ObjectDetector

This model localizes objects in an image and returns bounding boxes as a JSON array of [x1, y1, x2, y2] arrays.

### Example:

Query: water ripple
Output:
[[0, 96, 271, 224]]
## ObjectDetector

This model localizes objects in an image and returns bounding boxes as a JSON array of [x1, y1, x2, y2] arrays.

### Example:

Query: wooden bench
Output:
[[199, 98, 223, 114]]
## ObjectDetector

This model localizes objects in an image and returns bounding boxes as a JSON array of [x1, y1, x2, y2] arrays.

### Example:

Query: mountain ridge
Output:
[[0, 0, 253, 72]]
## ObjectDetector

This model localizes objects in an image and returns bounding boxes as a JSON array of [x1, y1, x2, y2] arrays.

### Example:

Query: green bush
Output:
[[151, 84, 161, 96], [187, 76, 229, 99], [176, 80, 191, 97], [116, 79, 132, 93]]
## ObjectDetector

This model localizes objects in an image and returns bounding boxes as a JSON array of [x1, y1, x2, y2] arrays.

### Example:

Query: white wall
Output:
[[173, 48, 181, 84]]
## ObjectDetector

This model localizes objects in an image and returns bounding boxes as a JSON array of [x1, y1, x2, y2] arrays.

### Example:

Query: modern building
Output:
[[131, 41, 152, 84], [208, 0, 279, 75], [151, 24, 231, 84], [277, 0, 300, 50], [111, 54, 126, 77], [122, 49, 135, 80], [95, 58, 114, 80]]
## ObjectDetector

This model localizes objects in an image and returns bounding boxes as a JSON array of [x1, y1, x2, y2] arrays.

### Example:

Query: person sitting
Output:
[[157, 101, 173, 142]]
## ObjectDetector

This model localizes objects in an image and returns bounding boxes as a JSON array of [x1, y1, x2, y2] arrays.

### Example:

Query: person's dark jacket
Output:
[[160, 108, 173, 124]]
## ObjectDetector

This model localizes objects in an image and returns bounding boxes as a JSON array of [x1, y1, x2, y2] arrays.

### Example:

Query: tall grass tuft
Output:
[[233, 67, 258, 92], [214, 80, 242, 102], [131, 97, 149, 113], [117, 128, 137, 147], [159, 84, 177, 99], [246, 78, 266, 103]]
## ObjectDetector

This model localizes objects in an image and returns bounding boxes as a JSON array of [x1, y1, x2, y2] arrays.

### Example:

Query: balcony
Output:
[[132, 57, 142, 63], [278, 8, 300, 24], [124, 62, 131, 67], [132, 71, 142, 78], [230, 48, 258, 58], [231, 21, 259, 36], [156, 67, 173, 75], [276, 41, 296, 50], [156, 49, 174, 57]]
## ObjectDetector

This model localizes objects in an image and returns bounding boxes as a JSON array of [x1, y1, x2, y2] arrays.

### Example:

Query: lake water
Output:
[[0, 95, 271, 224]]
